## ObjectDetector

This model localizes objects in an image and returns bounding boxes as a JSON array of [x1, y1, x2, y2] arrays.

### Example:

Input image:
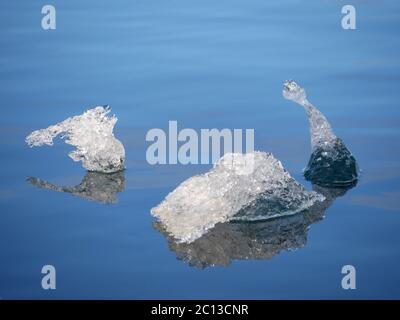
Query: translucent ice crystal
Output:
[[283, 80, 337, 150], [151, 152, 324, 243], [26, 106, 125, 173], [283, 80, 358, 187], [154, 184, 354, 268]]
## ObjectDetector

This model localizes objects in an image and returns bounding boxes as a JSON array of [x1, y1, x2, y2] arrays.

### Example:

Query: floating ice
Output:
[[283, 80, 358, 187], [153, 81, 359, 259], [155, 184, 354, 268], [26, 106, 125, 173], [151, 152, 324, 243], [283, 80, 337, 150], [27, 171, 125, 204]]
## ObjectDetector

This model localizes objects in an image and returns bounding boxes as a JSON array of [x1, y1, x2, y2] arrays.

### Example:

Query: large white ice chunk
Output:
[[26, 106, 125, 173], [151, 152, 324, 243]]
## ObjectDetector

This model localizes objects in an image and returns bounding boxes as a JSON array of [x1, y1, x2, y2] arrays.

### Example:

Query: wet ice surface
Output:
[[283, 80, 358, 187], [26, 106, 125, 173], [304, 139, 359, 187], [155, 185, 354, 268], [151, 152, 324, 243]]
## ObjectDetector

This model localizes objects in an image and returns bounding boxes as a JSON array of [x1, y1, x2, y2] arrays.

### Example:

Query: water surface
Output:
[[1, 0, 400, 299]]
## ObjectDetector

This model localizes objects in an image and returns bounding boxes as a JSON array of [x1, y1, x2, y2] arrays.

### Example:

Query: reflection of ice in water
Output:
[[26, 106, 125, 173], [154, 184, 355, 268], [27, 171, 125, 204], [283, 80, 358, 187], [151, 152, 324, 243]]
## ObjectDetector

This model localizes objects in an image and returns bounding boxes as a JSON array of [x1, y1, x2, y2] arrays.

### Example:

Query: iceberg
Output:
[[26, 106, 125, 173], [283, 80, 358, 187], [151, 152, 324, 243]]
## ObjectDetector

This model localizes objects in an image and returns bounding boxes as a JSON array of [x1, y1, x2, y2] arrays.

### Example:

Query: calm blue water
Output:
[[1, 0, 400, 299]]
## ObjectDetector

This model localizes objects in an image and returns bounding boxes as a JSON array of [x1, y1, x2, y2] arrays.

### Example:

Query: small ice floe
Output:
[[26, 106, 125, 173], [154, 184, 354, 268], [151, 152, 324, 244]]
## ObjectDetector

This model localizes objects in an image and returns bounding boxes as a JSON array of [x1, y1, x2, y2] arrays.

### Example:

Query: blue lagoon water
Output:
[[1, 0, 400, 299]]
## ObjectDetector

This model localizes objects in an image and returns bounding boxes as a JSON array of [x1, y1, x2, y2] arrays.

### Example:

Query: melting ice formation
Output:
[[26, 106, 125, 173], [155, 184, 354, 268], [283, 80, 358, 187], [151, 152, 324, 243], [27, 171, 125, 204], [152, 80, 359, 245]]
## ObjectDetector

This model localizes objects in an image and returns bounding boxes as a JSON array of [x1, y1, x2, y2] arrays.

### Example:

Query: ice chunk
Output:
[[26, 106, 125, 173], [283, 80, 358, 187], [151, 152, 324, 243], [27, 171, 125, 204], [304, 138, 358, 187], [155, 184, 354, 268]]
